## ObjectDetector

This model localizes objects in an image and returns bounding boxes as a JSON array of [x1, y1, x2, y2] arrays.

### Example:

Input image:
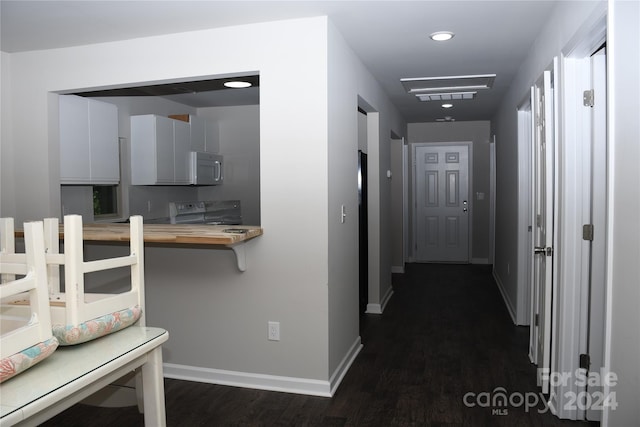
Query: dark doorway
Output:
[[358, 150, 368, 319]]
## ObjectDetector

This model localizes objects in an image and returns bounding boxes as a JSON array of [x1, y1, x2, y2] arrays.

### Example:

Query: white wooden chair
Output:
[[0, 220, 59, 382], [1, 215, 146, 345]]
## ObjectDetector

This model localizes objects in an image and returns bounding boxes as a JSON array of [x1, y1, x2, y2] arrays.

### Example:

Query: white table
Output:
[[0, 326, 168, 426]]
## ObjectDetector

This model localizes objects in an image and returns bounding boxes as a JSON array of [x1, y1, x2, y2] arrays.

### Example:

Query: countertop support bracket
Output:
[[230, 244, 247, 272]]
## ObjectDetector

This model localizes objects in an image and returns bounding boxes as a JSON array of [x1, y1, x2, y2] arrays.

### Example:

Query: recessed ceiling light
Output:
[[224, 81, 252, 88], [442, 103, 454, 109], [430, 31, 455, 42]]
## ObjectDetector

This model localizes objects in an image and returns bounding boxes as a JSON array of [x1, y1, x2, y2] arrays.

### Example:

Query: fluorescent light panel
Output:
[[401, 74, 496, 93], [415, 91, 477, 102]]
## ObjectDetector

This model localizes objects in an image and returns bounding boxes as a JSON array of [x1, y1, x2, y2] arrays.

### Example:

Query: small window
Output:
[[93, 185, 119, 218]]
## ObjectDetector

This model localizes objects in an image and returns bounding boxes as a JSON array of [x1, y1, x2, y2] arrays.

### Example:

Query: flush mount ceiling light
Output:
[[430, 31, 455, 41], [442, 103, 454, 109], [401, 74, 496, 94], [414, 91, 477, 102], [224, 81, 252, 89]]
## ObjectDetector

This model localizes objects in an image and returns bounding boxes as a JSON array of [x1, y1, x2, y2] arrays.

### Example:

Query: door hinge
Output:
[[583, 224, 594, 241], [579, 353, 591, 370], [535, 313, 539, 327], [583, 89, 594, 107]]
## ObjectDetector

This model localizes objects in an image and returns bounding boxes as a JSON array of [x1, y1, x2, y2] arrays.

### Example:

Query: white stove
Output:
[[169, 200, 242, 225]]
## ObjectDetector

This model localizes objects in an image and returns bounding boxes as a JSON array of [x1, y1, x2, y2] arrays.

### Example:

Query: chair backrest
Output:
[[1, 217, 62, 291], [61, 214, 146, 327], [1, 215, 146, 327], [0, 221, 54, 358]]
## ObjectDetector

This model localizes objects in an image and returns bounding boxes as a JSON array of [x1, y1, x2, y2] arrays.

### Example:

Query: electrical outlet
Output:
[[268, 321, 280, 341]]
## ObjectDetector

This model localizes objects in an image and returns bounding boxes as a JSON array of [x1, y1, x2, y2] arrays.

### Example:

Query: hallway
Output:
[[44, 264, 597, 426]]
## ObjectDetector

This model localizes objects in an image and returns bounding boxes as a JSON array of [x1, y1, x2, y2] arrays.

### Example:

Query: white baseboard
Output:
[[163, 336, 362, 398], [365, 286, 394, 315], [492, 270, 517, 324], [391, 265, 405, 274], [471, 258, 490, 265], [329, 336, 363, 395]]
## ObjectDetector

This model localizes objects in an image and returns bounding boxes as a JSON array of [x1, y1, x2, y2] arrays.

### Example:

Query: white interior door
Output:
[[414, 144, 470, 263], [531, 70, 555, 394]]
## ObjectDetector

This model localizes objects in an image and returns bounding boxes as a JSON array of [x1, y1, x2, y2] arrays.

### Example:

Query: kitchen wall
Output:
[[1, 15, 405, 396], [2, 17, 331, 390], [407, 121, 492, 263], [197, 105, 260, 225]]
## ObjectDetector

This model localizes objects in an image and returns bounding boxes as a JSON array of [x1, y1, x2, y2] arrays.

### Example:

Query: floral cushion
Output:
[[0, 337, 59, 383], [52, 306, 142, 346]]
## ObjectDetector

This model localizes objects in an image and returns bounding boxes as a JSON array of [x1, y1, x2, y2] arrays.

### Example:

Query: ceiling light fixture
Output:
[[414, 91, 477, 102], [401, 74, 496, 95], [224, 81, 252, 89], [442, 103, 454, 109], [430, 31, 455, 42], [436, 116, 455, 122]]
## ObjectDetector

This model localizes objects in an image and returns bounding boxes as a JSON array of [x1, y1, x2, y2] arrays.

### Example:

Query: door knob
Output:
[[534, 246, 553, 256]]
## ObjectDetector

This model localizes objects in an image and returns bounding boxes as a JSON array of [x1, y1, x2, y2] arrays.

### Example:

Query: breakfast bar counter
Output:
[[16, 223, 263, 271], [79, 223, 263, 246]]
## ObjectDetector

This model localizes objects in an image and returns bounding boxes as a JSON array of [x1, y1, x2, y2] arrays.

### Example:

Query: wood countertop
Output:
[[18, 223, 263, 246]]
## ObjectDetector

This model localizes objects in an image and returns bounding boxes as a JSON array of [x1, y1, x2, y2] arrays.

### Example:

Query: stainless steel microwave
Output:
[[189, 152, 223, 185]]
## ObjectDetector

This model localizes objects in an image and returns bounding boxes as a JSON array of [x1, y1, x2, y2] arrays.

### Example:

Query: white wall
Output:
[[407, 121, 491, 262], [390, 136, 404, 271], [327, 21, 405, 374], [0, 51, 16, 219], [197, 105, 260, 225], [2, 18, 332, 390], [491, 0, 640, 422], [604, 1, 640, 425], [492, 0, 603, 323]]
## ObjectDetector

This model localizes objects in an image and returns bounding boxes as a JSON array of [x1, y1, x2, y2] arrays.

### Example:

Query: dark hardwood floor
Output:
[[42, 263, 598, 426]]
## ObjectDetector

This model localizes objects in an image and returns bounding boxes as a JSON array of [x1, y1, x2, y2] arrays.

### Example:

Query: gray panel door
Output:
[[414, 145, 469, 262]]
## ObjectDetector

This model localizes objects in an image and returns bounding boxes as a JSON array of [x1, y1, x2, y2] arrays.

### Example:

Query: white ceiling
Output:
[[0, 0, 558, 123]]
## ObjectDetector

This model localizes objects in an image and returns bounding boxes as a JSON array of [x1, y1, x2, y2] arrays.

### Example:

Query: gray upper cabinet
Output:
[[130, 115, 191, 185], [59, 95, 120, 184], [189, 115, 220, 154]]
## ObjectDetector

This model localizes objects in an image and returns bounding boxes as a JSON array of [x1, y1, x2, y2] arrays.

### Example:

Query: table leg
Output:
[[141, 346, 166, 427]]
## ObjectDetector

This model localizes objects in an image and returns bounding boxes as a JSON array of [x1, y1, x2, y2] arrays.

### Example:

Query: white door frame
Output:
[[403, 139, 409, 266], [547, 9, 607, 419], [411, 141, 473, 263], [517, 95, 533, 328]]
